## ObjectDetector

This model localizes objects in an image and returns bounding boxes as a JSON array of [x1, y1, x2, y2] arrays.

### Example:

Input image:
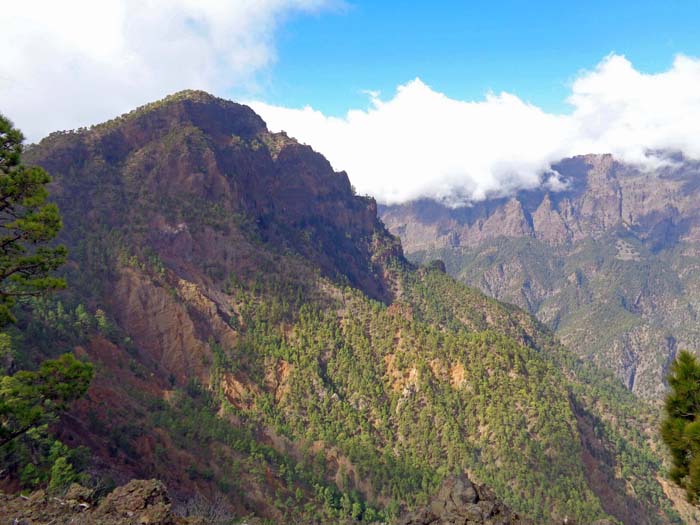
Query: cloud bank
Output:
[[1, 0, 336, 141], [251, 54, 700, 204]]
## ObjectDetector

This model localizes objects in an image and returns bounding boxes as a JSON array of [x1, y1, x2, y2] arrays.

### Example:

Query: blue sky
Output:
[[258, 1, 700, 115]]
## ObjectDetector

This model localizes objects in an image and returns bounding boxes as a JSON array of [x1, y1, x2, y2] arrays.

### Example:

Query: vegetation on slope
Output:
[[408, 231, 696, 398], [11, 92, 682, 523], [0, 114, 93, 494]]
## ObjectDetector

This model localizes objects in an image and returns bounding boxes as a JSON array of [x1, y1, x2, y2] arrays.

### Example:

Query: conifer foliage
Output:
[[661, 350, 700, 504], [0, 115, 92, 492], [0, 114, 66, 326]]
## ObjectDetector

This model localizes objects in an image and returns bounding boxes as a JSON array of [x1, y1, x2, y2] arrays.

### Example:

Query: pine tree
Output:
[[0, 116, 92, 484], [0, 114, 67, 326], [661, 350, 700, 503], [0, 353, 93, 447]]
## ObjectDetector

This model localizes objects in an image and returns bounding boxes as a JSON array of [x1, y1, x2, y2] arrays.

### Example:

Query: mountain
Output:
[[381, 154, 700, 399], [13, 92, 688, 523]]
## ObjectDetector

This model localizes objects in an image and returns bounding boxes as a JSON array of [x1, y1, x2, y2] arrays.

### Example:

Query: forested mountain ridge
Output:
[[12, 91, 688, 523], [381, 154, 700, 399]]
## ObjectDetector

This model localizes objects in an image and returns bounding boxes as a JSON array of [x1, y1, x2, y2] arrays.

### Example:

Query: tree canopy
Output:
[[661, 350, 700, 503], [0, 115, 92, 492], [0, 353, 92, 448], [0, 115, 67, 327]]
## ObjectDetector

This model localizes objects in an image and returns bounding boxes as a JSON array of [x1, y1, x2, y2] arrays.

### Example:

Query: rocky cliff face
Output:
[[381, 154, 700, 398]]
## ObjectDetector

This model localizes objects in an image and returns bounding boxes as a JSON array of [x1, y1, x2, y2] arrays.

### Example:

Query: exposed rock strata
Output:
[[381, 154, 700, 397]]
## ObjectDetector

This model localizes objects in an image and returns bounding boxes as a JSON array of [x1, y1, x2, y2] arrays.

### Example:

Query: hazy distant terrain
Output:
[[382, 154, 700, 399]]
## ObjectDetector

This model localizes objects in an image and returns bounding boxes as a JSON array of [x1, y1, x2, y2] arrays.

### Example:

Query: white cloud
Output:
[[251, 54, 700, 205], [0, 0, 337, 141]]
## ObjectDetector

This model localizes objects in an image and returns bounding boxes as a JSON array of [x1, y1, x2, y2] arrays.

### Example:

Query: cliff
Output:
[[381, 154, 700, 398]]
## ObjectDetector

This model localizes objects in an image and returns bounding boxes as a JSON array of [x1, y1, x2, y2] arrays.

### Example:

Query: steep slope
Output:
[[381, 154, 700, 399], [13, 93, 682, 523]]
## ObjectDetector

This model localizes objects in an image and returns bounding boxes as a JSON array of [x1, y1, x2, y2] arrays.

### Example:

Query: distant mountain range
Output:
[[12, 92, 693, 523], [381, 153, 700, 399]]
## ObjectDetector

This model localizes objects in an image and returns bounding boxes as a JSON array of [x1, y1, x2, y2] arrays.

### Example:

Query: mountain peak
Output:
[[160, 89, 221, 103], [39, 89, 267, 146], [28, 92, 402, 302]]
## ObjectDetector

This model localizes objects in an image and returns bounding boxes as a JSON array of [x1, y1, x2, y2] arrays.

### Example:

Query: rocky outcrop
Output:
[[0, 479, 202, 525], [396, 474, 533, 525], [96, 479, 181, 524], [532, 193, 569, 244], [382, 154, 700, 251], [479, 198, 533, 240]]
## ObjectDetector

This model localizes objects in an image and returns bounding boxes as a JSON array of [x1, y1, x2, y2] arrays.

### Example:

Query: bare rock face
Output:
[[479, 198, 533, 240], [575, 154, 623, 235], [396, 474, 533, 525], [110, 268, 213, 384], [380, 154, 700, 398], [532, 193, 569, 244]]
